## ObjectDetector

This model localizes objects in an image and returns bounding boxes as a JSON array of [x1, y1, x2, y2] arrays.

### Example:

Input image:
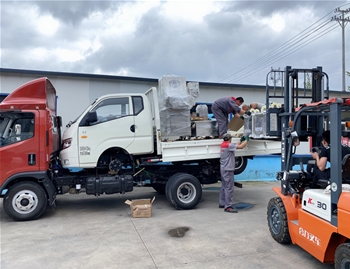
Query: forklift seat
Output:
[[342, 154, 350, 183]]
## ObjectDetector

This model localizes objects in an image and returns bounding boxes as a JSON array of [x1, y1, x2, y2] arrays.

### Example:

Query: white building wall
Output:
[[1, 73, 158, 128], [198, 85, 267, 105], [1, 69, 348, 141], [2, 73, 250, 129]]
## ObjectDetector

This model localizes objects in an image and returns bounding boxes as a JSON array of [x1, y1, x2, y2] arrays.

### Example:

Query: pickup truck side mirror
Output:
[[85, 111, 98, 124], [57, 116, 62, 127]]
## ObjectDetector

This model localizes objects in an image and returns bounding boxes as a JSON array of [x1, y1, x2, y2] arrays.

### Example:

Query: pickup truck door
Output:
[[78, 96, 135, 165], [78, 96, 154, 166], [125, 95, 153, 154]]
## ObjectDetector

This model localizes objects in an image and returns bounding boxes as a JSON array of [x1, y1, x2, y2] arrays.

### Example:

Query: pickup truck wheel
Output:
[[234, 156, 248, 175], [335, 243, 350, 269], [267, 197, 291, 244], [3, 181, 47, 221], [167, 174, 202, 210], [165, 173, 186, 200]]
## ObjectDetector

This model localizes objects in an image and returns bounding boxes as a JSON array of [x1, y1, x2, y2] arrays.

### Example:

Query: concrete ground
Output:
[[0, 181, 334, 269]]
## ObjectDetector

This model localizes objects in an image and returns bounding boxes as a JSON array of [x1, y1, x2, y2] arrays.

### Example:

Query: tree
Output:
[[347, 71, 350, 91], [305, 73, 312, 89]]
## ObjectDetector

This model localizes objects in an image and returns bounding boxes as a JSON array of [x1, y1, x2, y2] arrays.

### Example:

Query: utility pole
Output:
[[331, 7, 350, 92]]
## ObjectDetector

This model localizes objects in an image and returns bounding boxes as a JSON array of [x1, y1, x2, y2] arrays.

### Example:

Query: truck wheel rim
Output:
[[176, 183, 196, 203], [235, 157, 243, 169], [12, 190, 38, 214], [269, 206, 281, 234]]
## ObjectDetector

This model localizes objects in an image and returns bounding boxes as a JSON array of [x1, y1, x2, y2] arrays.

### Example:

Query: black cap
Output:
[[223, 133, 232, 141]]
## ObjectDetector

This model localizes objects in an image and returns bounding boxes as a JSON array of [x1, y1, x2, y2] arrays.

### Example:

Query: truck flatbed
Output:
[[160, 138, 281, 162]]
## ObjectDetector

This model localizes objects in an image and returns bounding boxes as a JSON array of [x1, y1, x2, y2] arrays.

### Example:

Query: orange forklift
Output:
[[265, 67, 350, 268]]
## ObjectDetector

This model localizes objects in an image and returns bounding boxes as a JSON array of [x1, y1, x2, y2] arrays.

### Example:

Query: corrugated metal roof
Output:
[[0, 68, 265, 90]]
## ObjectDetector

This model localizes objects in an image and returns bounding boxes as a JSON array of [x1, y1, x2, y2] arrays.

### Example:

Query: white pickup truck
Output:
[[60, 85, 281, 210]]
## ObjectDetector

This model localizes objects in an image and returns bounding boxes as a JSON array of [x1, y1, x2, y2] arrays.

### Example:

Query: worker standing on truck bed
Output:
[[219, 133, 248, 213], [250, 102, 265, 110], [212, 96, 246, 138]]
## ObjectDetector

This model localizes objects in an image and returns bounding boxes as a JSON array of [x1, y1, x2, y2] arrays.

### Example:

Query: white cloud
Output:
[[101, 1, 160, 38], [263, 14, 285, 33], [161, 0, 222, 23], [0, 0, 349, 91], [36, 14, 60, 36]]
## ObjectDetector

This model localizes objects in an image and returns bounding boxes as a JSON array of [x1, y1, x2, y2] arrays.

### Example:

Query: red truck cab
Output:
[[0, 78, 60, 220]]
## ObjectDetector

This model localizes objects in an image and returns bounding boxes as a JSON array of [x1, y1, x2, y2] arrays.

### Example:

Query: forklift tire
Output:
[[267, 197, 291, 244], [335, 243, 350, 269], [167, 173, 202, 210], [234, 156, 248, 175], [3, 181, 48, 221]]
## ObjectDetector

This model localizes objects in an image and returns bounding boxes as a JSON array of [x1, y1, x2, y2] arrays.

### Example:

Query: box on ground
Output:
[[125, 197, 155, 218]]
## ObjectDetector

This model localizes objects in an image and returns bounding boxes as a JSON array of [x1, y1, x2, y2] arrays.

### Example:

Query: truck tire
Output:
[[335, 243, 350, 269], [167, 173, 202, 210], [234, 156, 248, 175], [165, 172, 186, 201], [3, 181, 48, 221], [267, 197, 291, 244]]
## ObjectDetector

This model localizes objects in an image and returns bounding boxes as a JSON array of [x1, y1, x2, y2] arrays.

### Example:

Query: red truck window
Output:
[[0, 112, 34, 147]]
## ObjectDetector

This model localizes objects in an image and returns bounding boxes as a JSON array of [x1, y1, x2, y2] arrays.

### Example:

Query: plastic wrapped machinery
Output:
[[158, 75, 200, 140], [251, 113, 267, 138]]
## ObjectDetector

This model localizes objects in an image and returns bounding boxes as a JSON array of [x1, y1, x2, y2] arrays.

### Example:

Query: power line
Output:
[[220, 3, 350, 84], [331, 6, 350, 91], [221, 12, 335, 83], [223, 18, 336, 83], [233, 22, 339, 82], [228, 23, 339, 83]]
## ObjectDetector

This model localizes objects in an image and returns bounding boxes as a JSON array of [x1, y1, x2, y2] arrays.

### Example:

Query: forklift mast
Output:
[[265, 66, 329, 171]]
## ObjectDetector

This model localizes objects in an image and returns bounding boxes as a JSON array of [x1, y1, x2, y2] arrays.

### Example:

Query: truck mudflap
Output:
[[42, 173, 57, 206]]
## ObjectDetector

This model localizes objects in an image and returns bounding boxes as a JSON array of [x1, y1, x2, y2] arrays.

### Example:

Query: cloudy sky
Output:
[[1, 0, 350, 91]]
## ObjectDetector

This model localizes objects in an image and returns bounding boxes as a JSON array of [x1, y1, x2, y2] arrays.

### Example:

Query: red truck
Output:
[[0, 78, 60, 220]]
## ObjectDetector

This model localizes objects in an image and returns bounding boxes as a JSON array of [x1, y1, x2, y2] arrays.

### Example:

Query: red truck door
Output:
[[0, 111, 40, 185]]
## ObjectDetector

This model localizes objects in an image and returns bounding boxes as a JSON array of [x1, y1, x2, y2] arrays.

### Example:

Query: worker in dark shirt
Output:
[[311, 130, 330, 188], [212, 96, 246, 138], [250, 102, 265, 110]]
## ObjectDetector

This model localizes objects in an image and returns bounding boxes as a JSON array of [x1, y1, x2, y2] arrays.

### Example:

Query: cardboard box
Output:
[[125, 197, 155, 218], [228, 117, 244, 132]]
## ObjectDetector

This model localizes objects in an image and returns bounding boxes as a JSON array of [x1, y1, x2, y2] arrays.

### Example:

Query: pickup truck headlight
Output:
[[62, 138, 72, 149]]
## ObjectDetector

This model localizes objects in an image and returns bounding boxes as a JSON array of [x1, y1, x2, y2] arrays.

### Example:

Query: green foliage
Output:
[[347, 71, 350, 91], [305, 73, 312, 89]]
